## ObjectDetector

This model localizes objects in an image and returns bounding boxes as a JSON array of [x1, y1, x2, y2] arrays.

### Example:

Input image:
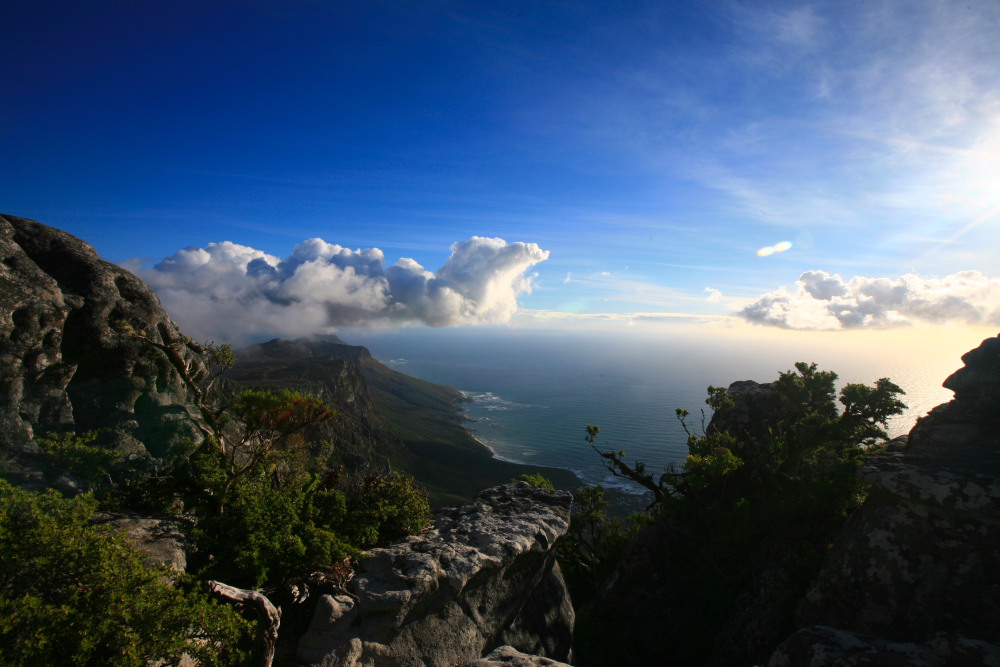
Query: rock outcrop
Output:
[[774, 334, 1000, 664], [293, 482, 574, 667], [706, 378, 782, 442], [92, 512, 194, 571], [769, 626, 1000, 666], [0, 214, 210, 489]]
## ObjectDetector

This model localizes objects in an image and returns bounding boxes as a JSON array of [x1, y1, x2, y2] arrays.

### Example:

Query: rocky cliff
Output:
[[772, 334, 1000, 666], [0, 214, 210, 490]]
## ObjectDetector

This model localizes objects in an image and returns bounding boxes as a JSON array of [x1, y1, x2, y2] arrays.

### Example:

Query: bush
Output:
[[188, 449, 431, 587], [577, 362, 907, 665], [516, 473, 556, 490], [558, 484, 653, 605], [188, 447, 357, 588], [0, 479, 249, 667], [36, 431, 120, 492], [345, 471, 433, 547]]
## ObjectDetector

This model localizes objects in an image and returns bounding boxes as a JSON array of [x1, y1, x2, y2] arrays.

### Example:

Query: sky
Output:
[[3, 0, 999, 345]]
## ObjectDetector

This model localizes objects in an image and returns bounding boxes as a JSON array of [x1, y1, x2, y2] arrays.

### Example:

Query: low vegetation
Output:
[[566, 362, 906, 664], [2, 337, 434, 666], [0, 480, 250, 666]]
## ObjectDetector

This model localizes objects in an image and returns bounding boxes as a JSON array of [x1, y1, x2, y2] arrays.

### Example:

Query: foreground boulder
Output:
[[0, 214, 210, 489], [294, 482, 574, 667]]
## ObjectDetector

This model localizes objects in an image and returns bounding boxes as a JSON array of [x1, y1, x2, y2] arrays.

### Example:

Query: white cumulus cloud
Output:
[[140, 236, 549, 341], [739, 270, 1000, 330]]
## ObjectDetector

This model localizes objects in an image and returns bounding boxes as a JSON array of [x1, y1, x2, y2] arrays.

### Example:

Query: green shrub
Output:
[[558, 484, 653, 605], [36, 431, 120, 491], [0, 479, 249, 666], [346, 471, 433, 547], [188, 447, 357, 588], [576, 362, 907, 665], [516, 473, 556, 490]]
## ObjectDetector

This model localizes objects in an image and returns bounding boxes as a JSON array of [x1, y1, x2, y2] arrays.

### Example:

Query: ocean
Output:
[[346, 326, 984, 501]]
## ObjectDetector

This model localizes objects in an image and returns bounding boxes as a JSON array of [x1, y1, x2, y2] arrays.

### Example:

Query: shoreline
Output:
[[466, 419, 652, 514]]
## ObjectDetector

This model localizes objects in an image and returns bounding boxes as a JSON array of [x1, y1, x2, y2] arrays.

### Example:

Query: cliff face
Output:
[[226, 337, 396, 472], [773, 334, 1000, 665], [0, 214, 209, 489]]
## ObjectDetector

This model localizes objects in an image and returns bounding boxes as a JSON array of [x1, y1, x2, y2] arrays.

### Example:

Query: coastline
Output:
[[461, 401, 651, 516]]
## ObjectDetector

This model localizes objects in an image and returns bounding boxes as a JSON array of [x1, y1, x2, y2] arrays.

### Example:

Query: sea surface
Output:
[[346, 327, 981, 501]]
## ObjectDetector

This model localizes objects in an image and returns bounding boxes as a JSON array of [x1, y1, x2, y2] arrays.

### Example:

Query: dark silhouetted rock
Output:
[[768, 626, 1000, 667], [295, 482, 574, 667], [783, 334, 1000, 662], [706, 379, 782, 443], [0, 214, 210, 488]]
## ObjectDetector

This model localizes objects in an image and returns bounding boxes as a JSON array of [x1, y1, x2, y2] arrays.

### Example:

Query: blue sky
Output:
[[4, 0, 999, 342]]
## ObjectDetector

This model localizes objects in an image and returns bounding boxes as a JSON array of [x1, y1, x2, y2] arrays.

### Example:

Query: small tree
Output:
[[215, 390, 335, 502], [588, 363, 906, 510], [558, 483, 652, 604], [578, 363, 907, 666], [516, 473, 555, 490]]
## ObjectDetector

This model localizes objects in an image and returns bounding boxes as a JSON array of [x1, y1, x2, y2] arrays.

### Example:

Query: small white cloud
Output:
[[141, 236, 549, 341], [705, 287, 724, 302], [740, 270, 1000, 329], [757, 241, 793, 257], [564, 271, 573, 283]]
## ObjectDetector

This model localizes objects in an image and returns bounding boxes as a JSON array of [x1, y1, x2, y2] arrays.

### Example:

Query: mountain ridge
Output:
[[226, 334, 580, 506]]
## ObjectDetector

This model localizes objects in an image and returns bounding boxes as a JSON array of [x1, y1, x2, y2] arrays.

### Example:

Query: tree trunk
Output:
[[207, 580, 281, 667]]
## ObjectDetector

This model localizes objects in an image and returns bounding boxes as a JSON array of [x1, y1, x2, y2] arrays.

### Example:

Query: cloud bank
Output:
[[739, 270, 1000, 330], [140, 236, 549, 341]]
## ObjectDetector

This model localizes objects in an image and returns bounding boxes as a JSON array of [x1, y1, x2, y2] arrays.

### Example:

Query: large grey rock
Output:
[[93, 512, 193, 571], [0, 214, 210, 487], [296, 482, 574, 667]]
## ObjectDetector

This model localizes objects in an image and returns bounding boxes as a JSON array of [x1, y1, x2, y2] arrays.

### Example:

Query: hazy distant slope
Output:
[[228, 336, 579, 506]]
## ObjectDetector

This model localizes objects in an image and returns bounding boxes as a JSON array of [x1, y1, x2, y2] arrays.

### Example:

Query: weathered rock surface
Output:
[[769, 626, 1000, 667], [295, 482, 574, 667], [781, 334, 1000, 663], [0, 214, 210, 488], [461, 645, 575, 667], [92, 512, 193, 571]]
